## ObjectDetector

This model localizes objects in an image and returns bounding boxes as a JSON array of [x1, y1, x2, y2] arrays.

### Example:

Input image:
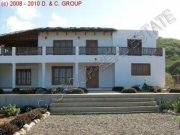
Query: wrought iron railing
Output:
[[46, 47, 75, 55], [0, 47, 12, 56], [79, 47, 116, 55], [16, 47, 42, 55], [119, 47, 163, 56]]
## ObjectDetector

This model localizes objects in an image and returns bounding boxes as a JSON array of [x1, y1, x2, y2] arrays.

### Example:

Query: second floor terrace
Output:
[[0, 46, 164, 56]]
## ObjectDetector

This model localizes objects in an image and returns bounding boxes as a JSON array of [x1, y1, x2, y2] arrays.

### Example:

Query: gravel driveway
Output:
[[27, 113, 180, 135]]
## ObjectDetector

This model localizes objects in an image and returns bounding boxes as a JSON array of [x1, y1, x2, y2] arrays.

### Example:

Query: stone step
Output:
[[50, 101, 157, 107], [50, 106, 159, 114], [52, 97, 154, 103]]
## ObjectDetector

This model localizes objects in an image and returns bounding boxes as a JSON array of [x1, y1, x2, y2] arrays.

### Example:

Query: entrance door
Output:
[[86, 40, 98, 55], [86, 66, 99, 88]]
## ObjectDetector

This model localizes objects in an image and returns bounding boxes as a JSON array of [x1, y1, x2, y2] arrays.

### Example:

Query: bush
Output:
[[1, 104, 20, 117], [166, 73, 175, 89], [20, 105, 36, 113], [148, 86, 162, 93], [11, 113, 31, 129], [169, 89, 180, 93], [112, 86, 124, 92], [20, 89, 35, 94], [0, 88, 4, 94], [159, 101, 174, 111], [0, 123, 18, 135], [65, 88, 84, 94], [121, 88, 137, 93], [12, 88, 21, 94], [34, 87, 47, 94], [28, 109, 43, 120], [172, 100, 180, 113], [33, 108, 47, 114], [78, 87, 88, 93], [132, 85, 141, 92]]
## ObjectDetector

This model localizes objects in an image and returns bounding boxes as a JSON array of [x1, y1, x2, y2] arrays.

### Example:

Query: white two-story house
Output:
[[0, 27, 165, 90]]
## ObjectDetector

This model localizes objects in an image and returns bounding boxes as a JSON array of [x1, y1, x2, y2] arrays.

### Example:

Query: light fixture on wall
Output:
[[77, 36, 80, 39], [45, 36, 47, 39]]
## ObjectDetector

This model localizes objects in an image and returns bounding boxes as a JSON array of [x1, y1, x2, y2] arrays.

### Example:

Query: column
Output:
[[12, 47, 16, 56], [75, 46, 79, 56], [12, 63, 16, 88], [74, 63, 79, 87], [41, 63, 45, 88]]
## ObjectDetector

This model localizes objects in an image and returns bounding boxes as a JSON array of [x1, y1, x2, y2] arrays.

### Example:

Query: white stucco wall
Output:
[[113, 30, 158, 47], [0, 64, 12, 89], [114, 52, 165, 88], [38, 32, 113, 47]]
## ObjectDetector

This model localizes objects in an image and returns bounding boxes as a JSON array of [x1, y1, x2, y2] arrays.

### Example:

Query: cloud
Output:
[[48, 13, 69, 27], [7, 16, 34, 31], [16, 6, 40, 21]]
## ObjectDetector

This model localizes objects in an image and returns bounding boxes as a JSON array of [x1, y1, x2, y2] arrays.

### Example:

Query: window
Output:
[[52, 66, 73, 85], [128, 39, 142, 55], [131, 64, 151, 76], [53, 40, 73, 55], [16, 69, 31, 85]]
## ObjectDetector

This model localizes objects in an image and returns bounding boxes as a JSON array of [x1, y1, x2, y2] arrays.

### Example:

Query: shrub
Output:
[[0, 88, 4, 94], [34, 87, 47, 94], [28, 109, 43, 120], [12, 88, 21, 94], [159, 101, 174, 111], [1, 104, 20, 117], [78, 87, 88, 93], [56, 87, 64, 93], [121, 88, 137, 93], [47, 88, 56, 94], [112, 86, 124, 92], [166, 73, 175, 89], [20, 89, 35, 94], [11, 113, 31, 129], [20, 105, 36, 113], [0, 123, 18, 135], [65, 88, 84, 94], [169, 89, 180, 93], [132, 85, 141, 92], [33, 108, 47, 114], [148, 86, 162, 93], [172, 100, 180, 113]]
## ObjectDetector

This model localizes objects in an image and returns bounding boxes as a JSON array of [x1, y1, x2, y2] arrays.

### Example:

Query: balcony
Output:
[[16, 47, 42, 55], [79, 47, 116, 55], [0, 46, 163, 56], [46, 47, 75, 55], [0, 47, 12, 56], [119, 47, 163, 56]]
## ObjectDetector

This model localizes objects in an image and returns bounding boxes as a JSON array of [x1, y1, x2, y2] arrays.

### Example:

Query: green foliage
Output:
[[157, 37, 180, 75], [159, 101, 174, 111], [65, 88, 84, 94], [0, 104, 20, 117], [121, 88, 137, 93], [166, 73, 175, 88], [160, 100, 180, 113], [172, 100, 180, 113]]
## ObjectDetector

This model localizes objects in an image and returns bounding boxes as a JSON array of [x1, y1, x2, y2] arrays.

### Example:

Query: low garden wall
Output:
[[0, 93, 180, 107]]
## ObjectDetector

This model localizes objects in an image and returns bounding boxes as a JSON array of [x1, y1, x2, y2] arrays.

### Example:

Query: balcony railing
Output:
[[16, 47, 42, 55], [119, 47, 163, 56], [79, 47, 116, 55], [0, 47, 12, 56], [0, 46, 163, 56], [46, 47, 75, 55]]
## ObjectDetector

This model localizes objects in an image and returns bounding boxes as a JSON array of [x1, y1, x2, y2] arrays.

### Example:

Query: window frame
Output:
[[131, 63, 151, 76], [52, 66, 73, 85], [16, 69, 31, 85]]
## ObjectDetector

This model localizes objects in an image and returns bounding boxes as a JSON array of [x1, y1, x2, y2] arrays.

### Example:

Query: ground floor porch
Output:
[[0, 63, 115, 90]]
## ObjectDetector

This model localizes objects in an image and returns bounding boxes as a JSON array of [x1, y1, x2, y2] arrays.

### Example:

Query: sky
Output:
[[0, 0, 180, 39]]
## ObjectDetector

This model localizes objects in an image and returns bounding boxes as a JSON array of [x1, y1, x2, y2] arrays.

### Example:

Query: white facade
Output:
[[0, 28, 165, 90]]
